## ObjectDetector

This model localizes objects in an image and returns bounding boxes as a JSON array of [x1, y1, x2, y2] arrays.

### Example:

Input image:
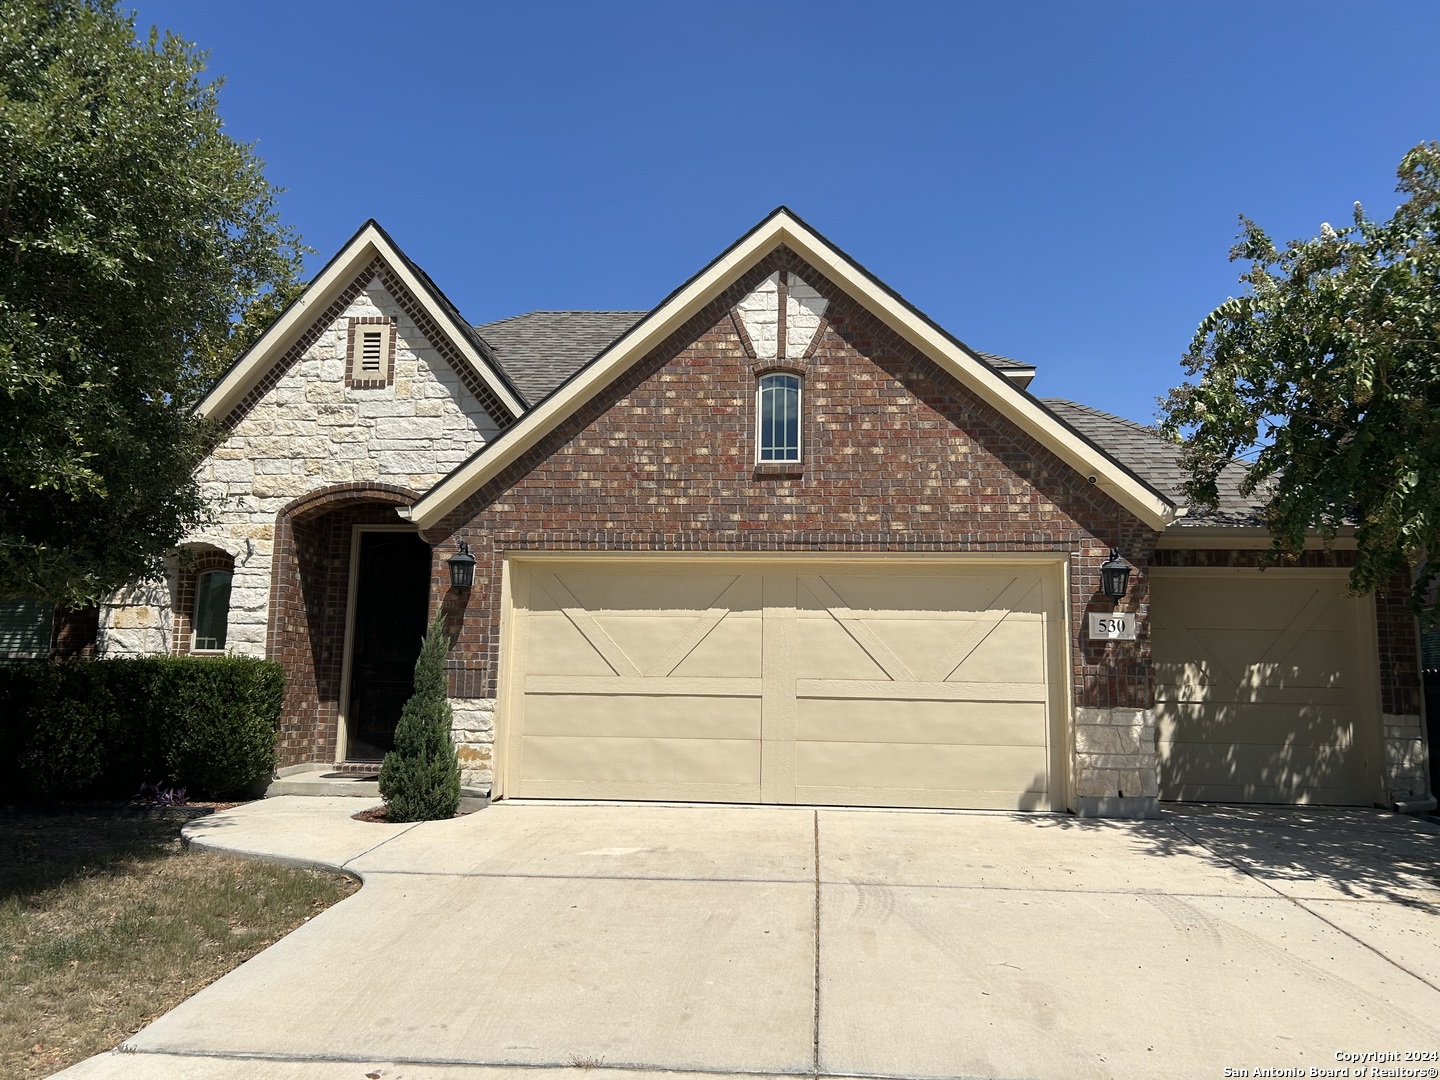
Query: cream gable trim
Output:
[[409, 210, 1176, 532], [196, 222, 525, 423]]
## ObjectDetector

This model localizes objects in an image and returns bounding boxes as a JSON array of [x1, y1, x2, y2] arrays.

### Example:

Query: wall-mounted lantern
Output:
[[447, 540, 476, 589], [1099, 549, 1131, 602]]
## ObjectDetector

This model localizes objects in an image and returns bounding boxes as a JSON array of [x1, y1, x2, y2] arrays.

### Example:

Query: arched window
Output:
[[757, 372, 801, 463], [192, 569, 233, 652], [173, 547, 236, 655]]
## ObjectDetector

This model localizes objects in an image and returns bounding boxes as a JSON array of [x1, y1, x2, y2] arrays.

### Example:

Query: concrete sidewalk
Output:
[[58, 798, 1440, 1080]]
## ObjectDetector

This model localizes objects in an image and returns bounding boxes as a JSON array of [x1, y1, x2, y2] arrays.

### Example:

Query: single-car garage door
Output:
[[1151, 568, 1381, 806], [501, 558, 1065, 810]]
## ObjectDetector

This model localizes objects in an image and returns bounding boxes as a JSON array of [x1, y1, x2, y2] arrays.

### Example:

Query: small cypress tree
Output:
[[378, 614, 461, 821]]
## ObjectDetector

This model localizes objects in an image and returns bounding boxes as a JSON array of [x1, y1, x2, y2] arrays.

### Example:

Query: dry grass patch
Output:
[[0, 806, 359, 1078]]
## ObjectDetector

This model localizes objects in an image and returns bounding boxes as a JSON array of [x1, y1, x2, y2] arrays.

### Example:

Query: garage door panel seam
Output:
[[1259, 588, 1336, 666], [535, 572, 642, 677], [645, 574, 746, 677], [799, 574, 914, 682], [924, 575, 1036, 683], [1153, 599, 1234, 685]]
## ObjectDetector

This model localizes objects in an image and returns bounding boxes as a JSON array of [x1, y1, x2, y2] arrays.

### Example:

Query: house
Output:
[[79, 208, 1431, 817]]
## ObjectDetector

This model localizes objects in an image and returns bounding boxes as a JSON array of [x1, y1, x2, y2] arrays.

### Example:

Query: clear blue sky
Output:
[[131, 0, 1439, 424]]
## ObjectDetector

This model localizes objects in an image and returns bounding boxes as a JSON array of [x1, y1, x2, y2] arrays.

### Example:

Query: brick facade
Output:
[[85, 223, 1428, 813], [416, 249, 1162, 804], [267, 483, 418, 766], [171, 548, 237, 656]]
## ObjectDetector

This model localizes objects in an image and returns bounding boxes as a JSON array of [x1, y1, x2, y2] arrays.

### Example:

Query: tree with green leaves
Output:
[[1161, 142, 1440, 616], [0, 0, 305, 607], [379, 614, 461, 822]]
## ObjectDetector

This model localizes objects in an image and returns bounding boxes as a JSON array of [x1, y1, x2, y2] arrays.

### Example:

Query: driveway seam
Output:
[[355, 869, 815, 885], [112, 1045, 1004, 1080], [1166, 817, 1440, 996], [348, 867, 1355, 900], [813, 808, 821, 1078], [338, 821, 424, 872]]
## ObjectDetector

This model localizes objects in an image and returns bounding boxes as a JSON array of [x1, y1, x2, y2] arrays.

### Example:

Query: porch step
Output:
[[263, 767, 379, 798], [260, 766, 491, 810]]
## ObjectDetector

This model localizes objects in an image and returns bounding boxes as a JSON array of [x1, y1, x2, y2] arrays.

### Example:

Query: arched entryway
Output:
[[269, 484, 431, 768]]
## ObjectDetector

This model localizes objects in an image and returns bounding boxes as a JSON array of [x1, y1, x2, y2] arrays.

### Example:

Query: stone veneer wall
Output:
[[421, 246, 1163, 812], [97, 265, 506, 773], [98, 267, 502, 661], [450, 699, 496, 793], [1072, 707, 1159, 818]]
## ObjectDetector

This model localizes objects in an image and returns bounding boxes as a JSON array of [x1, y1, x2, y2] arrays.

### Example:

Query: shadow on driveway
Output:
[[1034, 804, 1440, 909]]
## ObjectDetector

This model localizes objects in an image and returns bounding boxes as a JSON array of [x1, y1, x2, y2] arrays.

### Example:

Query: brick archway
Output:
[[267, 483, 422, 767]]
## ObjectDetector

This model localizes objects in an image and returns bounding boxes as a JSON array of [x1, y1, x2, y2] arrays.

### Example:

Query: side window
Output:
[[757, 372, 801, 463], [0, 598, 54, 661], [191, 570, 233, 652]]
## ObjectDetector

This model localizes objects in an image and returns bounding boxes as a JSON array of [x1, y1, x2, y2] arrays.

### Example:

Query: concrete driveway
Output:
[[60, 798, 1440, 1080]]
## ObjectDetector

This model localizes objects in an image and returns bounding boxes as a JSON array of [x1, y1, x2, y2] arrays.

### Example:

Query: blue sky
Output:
[[132, 1, 1438, 424]]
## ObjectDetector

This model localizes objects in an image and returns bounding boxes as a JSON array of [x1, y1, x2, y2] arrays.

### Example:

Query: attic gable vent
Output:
[[360, 330, 383, 371], [346, 316, 395, 388]]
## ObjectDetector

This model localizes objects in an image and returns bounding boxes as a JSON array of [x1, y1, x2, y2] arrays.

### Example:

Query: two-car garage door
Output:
[[500, 559, 1065, 810]]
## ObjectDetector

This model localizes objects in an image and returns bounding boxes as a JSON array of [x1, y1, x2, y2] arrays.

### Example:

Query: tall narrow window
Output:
[[757, 373, 802, 462], [192, 570, 232, 652]]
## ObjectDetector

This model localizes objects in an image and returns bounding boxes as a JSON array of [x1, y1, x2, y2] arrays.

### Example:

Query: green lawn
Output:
[[0, 806, 358, 1078]]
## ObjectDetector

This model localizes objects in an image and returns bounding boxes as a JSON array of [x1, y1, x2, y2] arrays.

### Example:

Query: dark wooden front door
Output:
[[345, 531, 432, 762]]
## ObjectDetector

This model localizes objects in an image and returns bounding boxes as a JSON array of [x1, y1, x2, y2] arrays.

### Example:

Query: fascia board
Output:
[[771, 219, 1176, 532], [197, 225, 386, 420], [409, 218, 777, 529], [198, 223, 524, 423], [366, 231, 525, 419], [411, 211, 1177, 532]]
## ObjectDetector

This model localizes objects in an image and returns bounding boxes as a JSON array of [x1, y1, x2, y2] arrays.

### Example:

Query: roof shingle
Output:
[[1039, 398, 1263, 525], [475, 311, 647, 405]]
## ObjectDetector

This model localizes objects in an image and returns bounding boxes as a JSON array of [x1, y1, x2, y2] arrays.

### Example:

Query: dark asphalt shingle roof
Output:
[[476, 311, 1035, 405], [470, 312, 1250, 524], [1040, 398, 1263, 525], [475, 311, 648, 405], [972, 350, 1032, 373]]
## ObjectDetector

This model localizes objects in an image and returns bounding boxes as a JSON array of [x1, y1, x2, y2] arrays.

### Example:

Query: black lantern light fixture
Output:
[[1099, 549, 1131, 602], [447, 540, 476, 589]]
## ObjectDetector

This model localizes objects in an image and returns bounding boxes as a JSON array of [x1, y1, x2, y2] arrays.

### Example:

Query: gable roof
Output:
[[479, 311, 1038, 405], [197, 220, 527, 424], [478, 311, 649, 405], [407, 207, 1178, 532], [1040, 399, 1262, 526]]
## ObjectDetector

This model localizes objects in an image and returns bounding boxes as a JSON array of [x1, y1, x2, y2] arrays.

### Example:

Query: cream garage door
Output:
[[502, 559, 1062, 810], [1151, 569, 1380, 805]]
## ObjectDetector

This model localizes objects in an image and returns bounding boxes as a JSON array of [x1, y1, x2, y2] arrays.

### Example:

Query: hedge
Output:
[[0, 656, 283, 801]]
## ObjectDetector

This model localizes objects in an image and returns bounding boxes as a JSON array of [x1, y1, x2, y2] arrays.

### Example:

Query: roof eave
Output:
[[197, 222, 526, 423], [409, 209, 1176, 533]]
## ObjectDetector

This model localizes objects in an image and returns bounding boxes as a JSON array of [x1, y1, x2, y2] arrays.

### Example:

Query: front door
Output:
[[345, 531, 432, 762]]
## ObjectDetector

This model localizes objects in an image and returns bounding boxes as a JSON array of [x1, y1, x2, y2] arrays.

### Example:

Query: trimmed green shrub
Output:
[[0, 656, 283, 801], [378, 615, 460, 822], [146, 656, 284, 797]]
